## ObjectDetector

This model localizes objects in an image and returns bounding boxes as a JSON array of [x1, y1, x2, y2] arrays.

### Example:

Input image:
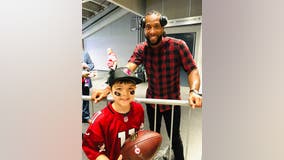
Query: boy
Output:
[[82, 67, 144, 160]]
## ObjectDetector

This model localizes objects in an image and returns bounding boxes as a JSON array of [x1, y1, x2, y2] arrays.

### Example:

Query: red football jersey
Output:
[[82, 101, 144, 160]]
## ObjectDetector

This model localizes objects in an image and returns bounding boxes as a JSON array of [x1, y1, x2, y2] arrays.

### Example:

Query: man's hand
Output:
[[91, 87, 110, 103], [187, 68, 202, 108], [188, 92, 202, 109], [82, 70, 90, 78]]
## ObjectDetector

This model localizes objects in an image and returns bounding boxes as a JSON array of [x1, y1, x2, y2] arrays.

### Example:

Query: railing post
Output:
[[154, 104, 157, 132], [185, 107, 192, 159], [168, 105, 175, 159], [90, 100, 94, 115]]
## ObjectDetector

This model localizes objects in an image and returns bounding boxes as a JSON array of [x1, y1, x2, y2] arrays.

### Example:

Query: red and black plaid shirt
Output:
[[129, 37, 197, 112]]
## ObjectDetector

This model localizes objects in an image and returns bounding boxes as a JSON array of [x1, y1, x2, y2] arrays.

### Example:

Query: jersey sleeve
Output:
[[133, 102, 145, 130], [82, 112, 106, 160]]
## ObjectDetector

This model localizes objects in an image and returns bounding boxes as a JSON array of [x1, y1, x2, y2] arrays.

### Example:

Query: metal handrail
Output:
[[82, 95, 190, 107]]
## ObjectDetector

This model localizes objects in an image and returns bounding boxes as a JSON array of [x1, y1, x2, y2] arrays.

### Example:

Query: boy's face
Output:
[[111, 82, 136, 107]]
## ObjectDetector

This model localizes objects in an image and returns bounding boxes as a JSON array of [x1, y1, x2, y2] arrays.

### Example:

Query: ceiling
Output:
[[82, 0, 114, 24]]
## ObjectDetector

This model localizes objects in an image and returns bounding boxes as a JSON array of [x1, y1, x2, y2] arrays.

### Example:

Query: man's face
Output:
[[144, 14, 164, 46]]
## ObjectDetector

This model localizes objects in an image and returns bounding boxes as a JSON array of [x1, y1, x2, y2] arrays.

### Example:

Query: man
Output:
[[82, 50, 95, 123], [92, 10, 202, 159]]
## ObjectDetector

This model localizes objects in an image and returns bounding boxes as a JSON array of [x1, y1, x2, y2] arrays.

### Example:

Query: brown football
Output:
[[121, 130, 162, 160]]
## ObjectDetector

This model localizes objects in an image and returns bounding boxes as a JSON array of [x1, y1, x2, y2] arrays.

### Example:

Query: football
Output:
[[121, 130, 162, 160]]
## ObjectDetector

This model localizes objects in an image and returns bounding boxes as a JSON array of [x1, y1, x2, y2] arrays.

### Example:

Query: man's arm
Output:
[[188, 68, 202, 108], [84, 52, 95, 71], [91, 86, 111, 103]]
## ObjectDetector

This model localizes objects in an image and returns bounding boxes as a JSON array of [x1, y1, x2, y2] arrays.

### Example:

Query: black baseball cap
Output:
[[107, 67, 143, 86]]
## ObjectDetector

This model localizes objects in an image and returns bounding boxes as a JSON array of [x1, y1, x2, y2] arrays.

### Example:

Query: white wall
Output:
[[84, 12, 139, 70]]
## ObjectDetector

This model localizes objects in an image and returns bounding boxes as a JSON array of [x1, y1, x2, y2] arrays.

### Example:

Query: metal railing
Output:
[[82, 95, 192, 159]]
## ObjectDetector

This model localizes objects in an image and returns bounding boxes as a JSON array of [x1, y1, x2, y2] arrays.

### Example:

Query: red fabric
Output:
[[82, 101, 144, 160], [128, 37, 197, 112]]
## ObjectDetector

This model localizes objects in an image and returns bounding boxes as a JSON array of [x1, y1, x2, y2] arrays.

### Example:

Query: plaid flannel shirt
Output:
[[129, 37, 197, 112]]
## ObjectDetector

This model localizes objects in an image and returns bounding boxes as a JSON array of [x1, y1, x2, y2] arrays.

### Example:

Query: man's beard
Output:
[[146, 34, 162, 46]]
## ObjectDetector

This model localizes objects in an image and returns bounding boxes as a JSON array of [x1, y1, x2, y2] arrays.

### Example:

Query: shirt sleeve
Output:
[[128, 44, 144, 65], [178, 40, 197, 73], [83, 52, 95, 71]]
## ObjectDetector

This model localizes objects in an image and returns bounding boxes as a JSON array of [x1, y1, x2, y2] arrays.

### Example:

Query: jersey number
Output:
[[118, 128, 135, 147]]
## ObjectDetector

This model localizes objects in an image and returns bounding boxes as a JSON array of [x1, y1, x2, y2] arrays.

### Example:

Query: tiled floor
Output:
[[82, 70, 202, 160]]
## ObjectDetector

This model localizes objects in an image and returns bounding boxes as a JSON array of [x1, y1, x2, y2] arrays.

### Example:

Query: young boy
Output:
[[82, 67, 144, 160]]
